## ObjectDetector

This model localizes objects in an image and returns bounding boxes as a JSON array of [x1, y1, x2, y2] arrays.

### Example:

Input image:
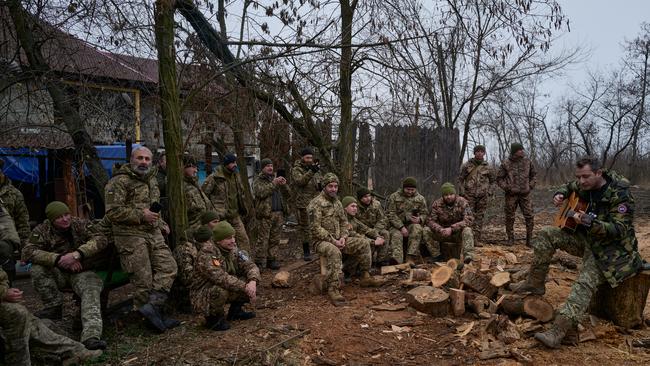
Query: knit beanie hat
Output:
[[200, 211, 220, 225], [341, 196, 357, 208], [441, 182, 456, 196], [473, 145, 486, 153], [402, 176, 417, 188], [510, 143, 524, 155], [223, 153, 237, 165], [322, 173, 339, 185], [183, 155, 197, 168], [300, 147, 314, 157], [260, 158, 273, 168], [45, 201, 70, 222], [356, 187, 371, 201], [193, 225, 213, 243], [212, 221, 236, 242]]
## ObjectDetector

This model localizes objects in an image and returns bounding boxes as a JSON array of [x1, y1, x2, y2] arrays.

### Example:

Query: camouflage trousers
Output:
[[424, 227, 475, 260], [371, 229, 393, 264], [30, 265, 103, 342], [229, 216, 251, 257], [389, 224, 437, 263], [465, 194, 489, 241], [530, 226, 606, 324], [202, 287, 249, 317], [295, 207, 310, 245], [114, 230, 178, 308], [504, 193, 534, 237], [315, 237, 371, 289], [255, 212, 283, 265], [0, 302, 87, 365]]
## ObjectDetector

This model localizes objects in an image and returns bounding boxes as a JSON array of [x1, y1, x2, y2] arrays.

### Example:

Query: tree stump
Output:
[[431, 265, 453, 287], [405, 286, 450, 317], [589, 270, 650, 329], [461, 270, 497, 299], [500, 294, 554, 322], [440, 241, 461, 261]]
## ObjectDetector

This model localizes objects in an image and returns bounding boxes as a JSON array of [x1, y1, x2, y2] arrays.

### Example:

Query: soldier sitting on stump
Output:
[[386, 177, 430, 265], [356, 188, 394, 266]]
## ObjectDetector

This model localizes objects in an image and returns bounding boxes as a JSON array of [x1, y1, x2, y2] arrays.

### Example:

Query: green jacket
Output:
[[357, 198, 388, 232], [184, 175, 212, 229], [307, 192, 349, 244], [386, 189, 428, 229], [290, 159, 321, 209], [556, 170, 642, 287], [0, 176, 30, 243], [202, 165, 246, 220], [253, 172, 289, 218]]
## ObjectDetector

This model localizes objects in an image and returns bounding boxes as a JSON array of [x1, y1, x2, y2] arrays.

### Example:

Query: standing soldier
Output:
[[0, 159, 30, 283], [104, 146, 179, 333], [458, 145, 496, 243], [426, 183, 475, 263], [386, 177, 429, 265], [497, 143, 537, 246], [290, 147, 322, 261], [202, 153, 251, 256], [356, 188, 393, 265], [182, 155, 212, 229], [21, 201, 108, 350], [253, 158, 288, 270]]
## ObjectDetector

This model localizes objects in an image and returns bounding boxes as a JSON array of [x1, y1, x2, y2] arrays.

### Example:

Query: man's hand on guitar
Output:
[[553, 193, 565, 207]]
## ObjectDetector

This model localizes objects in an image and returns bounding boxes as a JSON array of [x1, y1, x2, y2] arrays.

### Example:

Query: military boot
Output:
[[359, 271, 386, 287], [204, 315, 230, 331], [267, 259, 281, 270], [327, 286, 346, 306], [534, 315, 574, 348], [405, 255, 417, 267], [35, 305, 63, 320], [62, 349, 103, 366], [227, 302, 256, 321], [302, 242, 313, 261], [509, 267, 547, 295], [138, 302, 166, 333], [82, 337, 107, 350], [562, 325, 579, 346], [150, 291, 180, 329]]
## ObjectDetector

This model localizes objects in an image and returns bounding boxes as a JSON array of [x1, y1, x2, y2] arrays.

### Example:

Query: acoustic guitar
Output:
[[553, 191, 588, 230]]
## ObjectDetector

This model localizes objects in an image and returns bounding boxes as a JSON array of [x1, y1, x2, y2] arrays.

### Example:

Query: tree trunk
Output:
[[7, 1, 109, 202], [154, 0, 187, 245], [338, 0, 357, 196]]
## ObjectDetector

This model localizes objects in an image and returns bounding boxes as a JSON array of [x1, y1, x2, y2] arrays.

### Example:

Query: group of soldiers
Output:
[[0, 139, 645, 364]]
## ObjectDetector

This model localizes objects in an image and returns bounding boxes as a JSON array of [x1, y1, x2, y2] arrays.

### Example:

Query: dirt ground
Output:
[[12, 210, 650, 366]]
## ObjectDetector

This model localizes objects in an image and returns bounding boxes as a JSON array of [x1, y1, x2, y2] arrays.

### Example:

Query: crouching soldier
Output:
[[191, 221, 260, 331]]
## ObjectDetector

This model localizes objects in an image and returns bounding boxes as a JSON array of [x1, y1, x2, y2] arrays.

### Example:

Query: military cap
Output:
[[356, 187, 371, 201], [322, 173, 339, 185], [260, 158, 273, 168], [223, 153, 237, 165], [341, 196, 357, 208], [200, 211, 220, 225], [193, 225, 213, 243], [402, 176, 417, 188], [473, 145, 486, 153], [441, 182, 456, 196], [510, 143, 524, 155], [45, 201, 70, 222], [212, 221, 236, 242], [300, 147, 314, 156], [183, 155, 197, 168]]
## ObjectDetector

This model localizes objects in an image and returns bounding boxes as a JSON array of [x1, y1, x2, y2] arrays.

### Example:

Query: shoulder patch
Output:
[[617, 204, 629, 214], [211, 256, 221, 267], [237, 250, 250, 262]]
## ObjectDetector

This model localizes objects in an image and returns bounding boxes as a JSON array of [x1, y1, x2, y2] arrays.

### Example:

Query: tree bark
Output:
[[154, 0, 188, 245]]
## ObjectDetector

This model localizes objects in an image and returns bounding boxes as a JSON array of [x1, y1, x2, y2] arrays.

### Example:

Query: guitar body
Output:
[[554, 191, 588, 230]]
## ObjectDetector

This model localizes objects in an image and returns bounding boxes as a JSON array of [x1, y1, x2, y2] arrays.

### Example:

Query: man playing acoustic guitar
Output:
[[510, 156, 643, 348]]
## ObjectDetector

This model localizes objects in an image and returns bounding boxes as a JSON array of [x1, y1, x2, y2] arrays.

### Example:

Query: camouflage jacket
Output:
[[458, 158, 496, 198], [174, 239, 199, 286], [290, 159, 322, 209], [427, 196, 474, 234], [307, 192, 348, 243], [22, 217, 105, 267], [184, 175, 212, 229], [556, 170, 642, 287], [105, 164, 164, 235], [386, 189, 428, 229], [497, 155, 536, 195], [0, 204, 20, 253], [346, 213, 379, 240], [253, 172, 289, 218], [201, 165, 246, 220], [0, 268, 7, 301], [357, 198, 388, 232], [0, 177, 30, 243]]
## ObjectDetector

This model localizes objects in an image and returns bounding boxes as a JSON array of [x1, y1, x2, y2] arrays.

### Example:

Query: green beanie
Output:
[[200, 211, 220, 225], [322, 173, 339, 185], [45, 201, 70, 222], [193, 225, 213, 243], [260, 158, 273, 168], [341, 196, 357, 208], [356, 187, 371, 201], [510, 143, 524, 155], [441, 182, 456, 196], [402, 176, 417, 188], [473, 145, 486, 153], [212, 221, 235, 242]]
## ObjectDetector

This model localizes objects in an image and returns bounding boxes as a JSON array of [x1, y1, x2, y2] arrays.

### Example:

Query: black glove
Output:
[[310, 164, 320, 173]]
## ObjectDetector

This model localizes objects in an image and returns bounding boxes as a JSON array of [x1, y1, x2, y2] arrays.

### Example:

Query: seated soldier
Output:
[[190, 221, 260, 331], [174, 226, 212, 291], [183, 155, 212, 229], [200, 211, 221, 230], [21, 201, 107, 350], [341, 196, 386, 287], [426, 183, 475, 264], [386, 177, 430, 265], [356, 188, 394, 265], [1, 236, 102, 365]]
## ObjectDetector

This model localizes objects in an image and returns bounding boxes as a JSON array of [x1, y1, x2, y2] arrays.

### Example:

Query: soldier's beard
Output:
[[132, 163, 151, 175]]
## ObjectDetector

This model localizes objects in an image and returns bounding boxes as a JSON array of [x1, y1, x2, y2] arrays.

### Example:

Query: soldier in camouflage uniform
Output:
[[458, 145, 496, 242], [509, 157, 643, 348], [0, 265, 102, 365], [497, 143, 537, 246], [0, 159, 30, 284], [182, 155, 212, 229], [253, 158, 289, 270], [190, 221, 260, 331], [202, 153, 252, 256], [21, 201, 107, 350], [341, 196, 386, 287], [104, 146, 179, 333], [356, 188, 393, 265], [290, 147, 322, 261], [426, 183, 475, 263], [386, 177, 429, 265]]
